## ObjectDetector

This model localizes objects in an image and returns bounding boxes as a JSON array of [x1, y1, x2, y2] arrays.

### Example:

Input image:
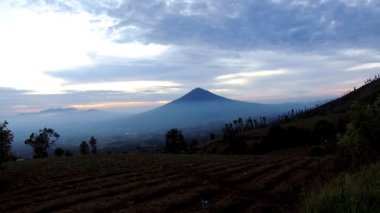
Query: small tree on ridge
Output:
[[0, 121, 13, 164], [25, 128, 59, 158], [89, 136, 97, 154]]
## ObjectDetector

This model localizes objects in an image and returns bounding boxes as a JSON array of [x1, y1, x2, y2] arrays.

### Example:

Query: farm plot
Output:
[[0, 147, 337, 212]]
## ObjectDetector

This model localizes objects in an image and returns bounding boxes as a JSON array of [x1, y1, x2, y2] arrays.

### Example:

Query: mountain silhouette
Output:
[[170, 88, 229, 104], [116, 88, 308, 132]]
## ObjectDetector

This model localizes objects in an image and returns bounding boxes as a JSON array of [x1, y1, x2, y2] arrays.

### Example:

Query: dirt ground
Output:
[[0, 147, 338, 212]]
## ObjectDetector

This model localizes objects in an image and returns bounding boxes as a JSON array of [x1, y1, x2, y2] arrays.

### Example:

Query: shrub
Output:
[[165, 129, 187, 153], [54, 148, 64, 157], [80, 141, 90, 155], [301, 164, 380, 213]]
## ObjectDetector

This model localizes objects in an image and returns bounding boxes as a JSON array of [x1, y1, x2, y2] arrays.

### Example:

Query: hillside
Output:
[[201, 77, 380, 154], [303, 77, 380, 117]]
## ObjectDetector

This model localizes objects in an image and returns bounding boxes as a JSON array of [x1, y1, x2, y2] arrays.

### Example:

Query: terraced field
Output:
[[0, 147, 337, 212]]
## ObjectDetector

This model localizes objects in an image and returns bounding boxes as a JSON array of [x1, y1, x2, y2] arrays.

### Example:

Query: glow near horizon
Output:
[[70, 100, 170, 110]]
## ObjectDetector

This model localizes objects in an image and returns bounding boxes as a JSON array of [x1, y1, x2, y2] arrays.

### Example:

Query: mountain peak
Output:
[[171, 87, 229, 104], [190, 87, 210, 94]]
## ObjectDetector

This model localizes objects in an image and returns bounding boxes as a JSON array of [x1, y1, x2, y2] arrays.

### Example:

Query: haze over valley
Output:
[[3, 88, 317, 157]]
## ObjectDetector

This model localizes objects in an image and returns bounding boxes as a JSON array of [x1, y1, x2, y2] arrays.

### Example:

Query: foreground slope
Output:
[[0, 148, 338, 212], [304, 78, 380, 117]]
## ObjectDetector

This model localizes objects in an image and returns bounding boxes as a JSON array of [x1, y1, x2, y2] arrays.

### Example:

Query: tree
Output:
[[313, 120, 336, 146], [165, 128, 187, 153], [79, 141, 89, 155], [262, 125, 287, 151], [226, 135, 247, 154], [245, 117, 254, 130], [54, 148, 64, 157], [0, 121, 13, 164], [25, 128, 59, 158], [238, 117, 243, 131], [210, 133, 216, 140], [338, 98, 380, 167], [89, 136, 97, 154], [189, 139, 199, 152]]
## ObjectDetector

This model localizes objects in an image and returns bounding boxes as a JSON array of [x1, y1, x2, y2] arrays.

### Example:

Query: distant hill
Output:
[[116, 88, 313, 132]]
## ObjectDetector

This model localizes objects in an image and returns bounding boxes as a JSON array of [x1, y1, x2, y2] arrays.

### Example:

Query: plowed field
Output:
[[0, 147, 337, 212]]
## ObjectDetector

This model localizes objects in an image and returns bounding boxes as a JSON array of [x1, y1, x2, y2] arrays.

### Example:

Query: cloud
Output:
[[64, 80, 182, 93], [0, 1, 170, 94], [346, 62, 380, 72], [0, 88, 177, 116], [70, 100, 169, 110], [100, 0, 380, 51], [216, 70, 289, 80], [1, 0, 380, 115]]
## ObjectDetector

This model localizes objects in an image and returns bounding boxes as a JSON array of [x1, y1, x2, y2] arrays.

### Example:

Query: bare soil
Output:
[[0, 147, 339, 213]]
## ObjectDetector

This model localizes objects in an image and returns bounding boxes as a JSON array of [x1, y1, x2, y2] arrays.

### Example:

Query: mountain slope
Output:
[[117, 88, 310, 131], [170, 87, 230, 103], [304, 77, 380, 117]]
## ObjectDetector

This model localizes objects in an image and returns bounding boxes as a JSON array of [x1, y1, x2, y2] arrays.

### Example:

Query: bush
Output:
[[313, 120, 337, 146], [301, 164, 380, 213], [80, 141, 90, 155], [262, 125, 287, 151], [54, 148, 64, 157], [165, 129, 187, 153], [225, 135, 247, 154], [337, 98, 380, 168], [262, 125, 312, 152]]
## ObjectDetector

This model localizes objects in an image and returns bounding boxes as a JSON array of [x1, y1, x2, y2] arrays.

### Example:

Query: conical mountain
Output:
[[170, 88, 229, 104], [117, 88, 303, 131]]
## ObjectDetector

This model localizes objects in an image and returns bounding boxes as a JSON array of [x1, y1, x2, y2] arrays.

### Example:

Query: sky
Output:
[[1, 0, 380, 116]]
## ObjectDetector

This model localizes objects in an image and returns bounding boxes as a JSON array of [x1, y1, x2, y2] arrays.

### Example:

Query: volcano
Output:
[[117, 88, 305, 131]]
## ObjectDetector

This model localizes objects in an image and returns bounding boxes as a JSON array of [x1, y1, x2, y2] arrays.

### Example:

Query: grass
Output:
[[300, 163, 380, 213], [285, 113, 344, 129]]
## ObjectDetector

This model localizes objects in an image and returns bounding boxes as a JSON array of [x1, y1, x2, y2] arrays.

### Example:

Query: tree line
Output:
[[0, 123, 99, 166]]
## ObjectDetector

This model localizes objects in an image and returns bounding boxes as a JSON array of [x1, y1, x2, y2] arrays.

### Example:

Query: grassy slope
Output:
[[298, 78, 380, 213], [229, 78, 380, 142], [301, 163, 380, 213], [304, 78, 380, 117]]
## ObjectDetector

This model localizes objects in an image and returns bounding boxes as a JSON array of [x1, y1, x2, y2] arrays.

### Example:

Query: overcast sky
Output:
[[1, 0, 380, 116]]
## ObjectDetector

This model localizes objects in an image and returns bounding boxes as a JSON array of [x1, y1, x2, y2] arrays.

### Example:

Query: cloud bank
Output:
[[0, 0, 379, 115]]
